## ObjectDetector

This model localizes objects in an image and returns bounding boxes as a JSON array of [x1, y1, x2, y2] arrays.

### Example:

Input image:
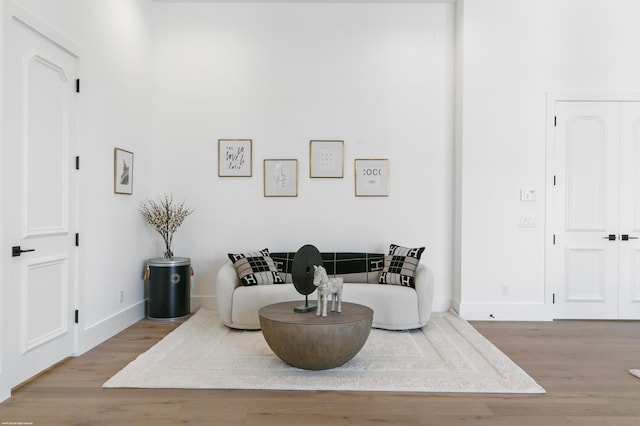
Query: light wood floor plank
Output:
[[1, 317, 639, 425]]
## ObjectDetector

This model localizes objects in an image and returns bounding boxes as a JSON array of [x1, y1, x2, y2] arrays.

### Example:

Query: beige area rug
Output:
[[103, 308, 545, 393]]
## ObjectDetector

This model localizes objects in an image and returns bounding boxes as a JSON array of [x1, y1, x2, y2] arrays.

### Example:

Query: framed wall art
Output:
[[218, 139, 252, 177], [310, 140, 344, 178], [355, 158, 389, 197], [114, 148, 134, 195], [264, 159, 298, 197]]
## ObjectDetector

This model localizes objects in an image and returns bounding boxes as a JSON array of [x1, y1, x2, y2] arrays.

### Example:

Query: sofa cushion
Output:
[[378, 244, 425, 288], [228, 248, 284, 286], [270, 251, 385, 283]]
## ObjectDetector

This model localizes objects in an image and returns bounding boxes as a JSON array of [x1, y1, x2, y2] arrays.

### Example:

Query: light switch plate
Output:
[[520, 188, 536, 201]]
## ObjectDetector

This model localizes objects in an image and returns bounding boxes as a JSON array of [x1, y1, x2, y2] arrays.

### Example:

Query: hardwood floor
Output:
[[1, 316, 639, 425]]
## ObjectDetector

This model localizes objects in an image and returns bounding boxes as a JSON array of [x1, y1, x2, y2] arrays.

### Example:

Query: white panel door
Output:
[[552, 102, 620, 319], [2, 11, 78, 388], [552, 101, 640, 319], [619, 103, 640, 319]]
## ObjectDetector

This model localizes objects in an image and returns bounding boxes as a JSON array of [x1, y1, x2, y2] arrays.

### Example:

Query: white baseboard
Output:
[[458, 302, 552, 321], [0, 387, 10, 405], [450, 297, 461, 315], [191, 294, 217, 311], [77, 296, 216, 357], [432, 296, 452, 313], [77, 301, 145, 355]]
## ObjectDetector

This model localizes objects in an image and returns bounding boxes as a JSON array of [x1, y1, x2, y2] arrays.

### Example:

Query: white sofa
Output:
[[216, 251, 434, 330]]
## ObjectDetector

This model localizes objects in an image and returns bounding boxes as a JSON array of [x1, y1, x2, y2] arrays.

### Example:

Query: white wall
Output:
[[2, 0, 155, 354], [151, 2, 456, 312], [458, 0, 640, 320]]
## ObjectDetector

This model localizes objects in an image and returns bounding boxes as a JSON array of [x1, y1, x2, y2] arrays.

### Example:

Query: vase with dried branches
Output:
[[139, 193, 194, 259]]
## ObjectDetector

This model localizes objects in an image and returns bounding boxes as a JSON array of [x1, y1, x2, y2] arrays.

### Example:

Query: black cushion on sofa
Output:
[[321, 252, 385, 276], [269, 252, 295, 276], [270, 251, 385, 283]]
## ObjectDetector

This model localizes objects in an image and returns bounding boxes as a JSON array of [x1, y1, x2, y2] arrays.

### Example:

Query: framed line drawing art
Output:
[[264, 159, 298, 197], [355, 158, 389, 197], [310, 140, 344, 178], [218, 139, 252, 177], [114, 148, 134, 195]]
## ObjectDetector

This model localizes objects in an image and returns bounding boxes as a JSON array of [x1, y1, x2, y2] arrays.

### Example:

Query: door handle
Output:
[[621, 234, 639, 241], [603, 234, 617, 241], [12, 246, 35, 257]]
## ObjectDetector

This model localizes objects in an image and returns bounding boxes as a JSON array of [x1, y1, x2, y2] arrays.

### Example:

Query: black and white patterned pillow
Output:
[[228, 248, 285, 286], [378, 244, 425, 288]]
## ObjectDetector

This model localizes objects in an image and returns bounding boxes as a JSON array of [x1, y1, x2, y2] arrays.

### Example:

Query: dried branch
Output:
[[139, 193, 194, 259]]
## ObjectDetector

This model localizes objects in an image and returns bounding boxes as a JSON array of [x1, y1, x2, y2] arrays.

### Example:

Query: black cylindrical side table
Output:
[[146, 257, 191, 321]]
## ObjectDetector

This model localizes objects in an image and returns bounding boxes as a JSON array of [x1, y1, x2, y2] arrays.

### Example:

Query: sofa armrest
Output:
[[413, 264, 434, 326], [216, 262, 241, 326]]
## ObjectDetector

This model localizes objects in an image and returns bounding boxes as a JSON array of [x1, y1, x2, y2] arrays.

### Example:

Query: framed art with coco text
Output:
[[310, 140, 344, 178], [218, 139, 252, 177], [355, 158, 389, 197], [114, 148, 134, 195], [264, 159, 298, 197]]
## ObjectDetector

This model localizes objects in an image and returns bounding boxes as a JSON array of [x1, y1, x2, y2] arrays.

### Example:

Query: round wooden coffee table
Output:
[[259, 301, 373, 370]]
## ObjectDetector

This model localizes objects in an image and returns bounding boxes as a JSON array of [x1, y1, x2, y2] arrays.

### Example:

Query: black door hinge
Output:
[[554, 116, 557, 127], [76, 79, 80, 93], [553, 175, 557, 186], [75, 233, 79, 247], [75, 309, 79, 324], [553, 234, 556, 245], [75, 156, 80, 170], [552, 293, 555, 304]]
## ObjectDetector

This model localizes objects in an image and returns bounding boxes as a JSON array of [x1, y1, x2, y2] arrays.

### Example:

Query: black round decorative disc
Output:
[[292, 244, 322, 296]]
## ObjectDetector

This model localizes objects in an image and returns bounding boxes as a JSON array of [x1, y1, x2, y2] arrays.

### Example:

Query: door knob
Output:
[[603, 234, 617, 241], [621, 234, 639, 241], [12, 246, 35, 257]]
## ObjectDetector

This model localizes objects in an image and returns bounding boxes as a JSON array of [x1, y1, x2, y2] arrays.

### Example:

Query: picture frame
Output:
[[114, 148, 134, 195], [355, 159, 389, 197], [310, 140, 344, 178], [264, 159, 298, 197], [218, 139, 252, 177]]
